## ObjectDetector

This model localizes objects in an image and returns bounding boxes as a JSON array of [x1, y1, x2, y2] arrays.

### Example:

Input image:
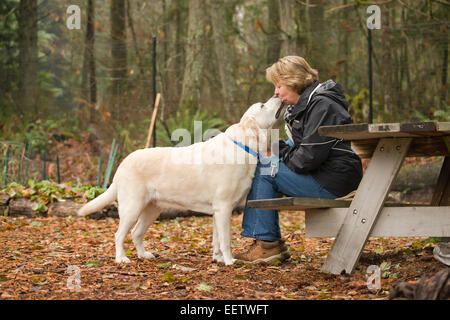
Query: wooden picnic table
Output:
[[248, 121, 450, 275]]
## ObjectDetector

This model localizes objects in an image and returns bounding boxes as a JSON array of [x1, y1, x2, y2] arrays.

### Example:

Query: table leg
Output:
[[321, 138, 412, 275], [431, 156, 450, 206]]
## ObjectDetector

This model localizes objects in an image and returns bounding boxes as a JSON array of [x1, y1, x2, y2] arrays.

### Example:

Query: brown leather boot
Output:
[[234, 239, 290, 264]]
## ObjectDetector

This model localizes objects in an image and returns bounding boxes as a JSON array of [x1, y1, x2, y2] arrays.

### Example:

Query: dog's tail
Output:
[[77, 182, 117, 217]]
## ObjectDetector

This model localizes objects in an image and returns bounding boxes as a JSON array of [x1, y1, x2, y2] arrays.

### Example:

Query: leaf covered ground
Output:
[[0, 210, 445, 300]]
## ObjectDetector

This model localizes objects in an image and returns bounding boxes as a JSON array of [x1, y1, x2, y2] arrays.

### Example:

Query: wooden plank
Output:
[[400, 122, 437, 133], [305, 206, 450, 238], [248, 197, 423, 210], [247, 197, 295, 209], [369, 123, 400, 133], [351, 136, 450, 158], [247, 197, 351, 210], [321, 138, 412, 275], [437, 122, 450, 133], [319, 122, 448, 141], [318, 123, 369, 138]]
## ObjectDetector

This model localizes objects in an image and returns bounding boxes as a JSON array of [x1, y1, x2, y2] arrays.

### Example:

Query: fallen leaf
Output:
[[196, 282, 212, 292], [157, 262, 172, 268], [161, 271, 177, 282], [86, 259, 101, 267], [172, 264, 195, 272]]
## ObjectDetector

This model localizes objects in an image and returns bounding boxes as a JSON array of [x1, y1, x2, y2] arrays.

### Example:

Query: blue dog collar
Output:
[[226, 136, 259, 159]]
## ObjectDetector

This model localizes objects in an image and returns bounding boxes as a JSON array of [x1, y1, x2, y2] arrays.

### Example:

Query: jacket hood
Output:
[[286, 80, 348, 121], [314, 79, 348, 111]]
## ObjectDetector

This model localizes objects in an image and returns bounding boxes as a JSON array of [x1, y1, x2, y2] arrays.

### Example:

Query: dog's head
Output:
[[240, 95, 284, 129], [228, 96, 284, 155]]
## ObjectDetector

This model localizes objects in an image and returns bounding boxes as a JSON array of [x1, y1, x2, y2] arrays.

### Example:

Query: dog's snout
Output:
[[275, 104, 285, 119]]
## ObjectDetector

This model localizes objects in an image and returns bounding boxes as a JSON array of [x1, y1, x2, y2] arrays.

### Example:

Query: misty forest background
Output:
[[0, 0, 449, 186]]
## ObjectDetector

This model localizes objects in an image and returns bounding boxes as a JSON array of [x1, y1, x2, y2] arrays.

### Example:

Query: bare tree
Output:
[[81, 0, 100, 154], [278, 0, 304, 57], [209, 0, 240, 120], [17, 0, 38, 115], [266, 0, 282, 64], [110, 0, 127, 121], [179, 0, 207, 111]]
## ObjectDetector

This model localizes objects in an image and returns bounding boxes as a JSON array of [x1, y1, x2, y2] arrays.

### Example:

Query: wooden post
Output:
[[145, 92, 161, 148], [152, 36, 157, 148]]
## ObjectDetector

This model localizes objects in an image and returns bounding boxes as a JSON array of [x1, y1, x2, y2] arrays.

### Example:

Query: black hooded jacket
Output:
[[278, 80, 363, 197]]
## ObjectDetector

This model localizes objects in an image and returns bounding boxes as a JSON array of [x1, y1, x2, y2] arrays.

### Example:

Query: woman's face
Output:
[[273, 83, 300, 105]]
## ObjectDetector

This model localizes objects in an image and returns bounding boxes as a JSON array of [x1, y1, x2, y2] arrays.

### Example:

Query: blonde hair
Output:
[[266, 56, 319, 94]]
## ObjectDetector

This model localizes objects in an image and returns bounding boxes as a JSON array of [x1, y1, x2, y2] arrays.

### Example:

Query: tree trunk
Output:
[[110, 0, 127, 122], [440, 29, 448, 107], [179, 0, 207, 111], [209, 0, 240, 120], [266, 0, 282, 64], [337, 0, 350, 91], [278, 0, 303, 57], [308, 0, 328, 78], [163, 0, 185, 116], [86, 0, 97, 121], [83, 0, 100, 155], [17, 0, 39, 116]]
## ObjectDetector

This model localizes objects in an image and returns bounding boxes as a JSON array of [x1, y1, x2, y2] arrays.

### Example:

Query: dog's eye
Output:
[[260, 104, 264, 109]]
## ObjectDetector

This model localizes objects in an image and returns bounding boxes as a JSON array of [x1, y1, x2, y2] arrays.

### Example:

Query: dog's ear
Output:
[[240, 117, 267, 153], [239, 117, 259, 138]]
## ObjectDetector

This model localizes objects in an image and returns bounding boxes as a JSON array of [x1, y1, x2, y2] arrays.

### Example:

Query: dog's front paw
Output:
[[138, 251, 155, 260], [115, 256, 131, 263], [224, 258, 236, 266], [212, 254, 224, 264]]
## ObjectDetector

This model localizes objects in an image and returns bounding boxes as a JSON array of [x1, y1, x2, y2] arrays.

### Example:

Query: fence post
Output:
[[42, 151, 47, 181], [3, 149, 11, 187], [56, 154, 61, 183], [25, 131, 33, 182], [97, 156, 102, 186]]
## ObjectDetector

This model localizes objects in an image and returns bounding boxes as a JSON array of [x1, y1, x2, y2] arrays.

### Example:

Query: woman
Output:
[[234, 56, 363, 264]]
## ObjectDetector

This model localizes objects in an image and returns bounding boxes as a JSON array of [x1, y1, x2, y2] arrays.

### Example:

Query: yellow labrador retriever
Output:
[[78, 96, 284, 265]]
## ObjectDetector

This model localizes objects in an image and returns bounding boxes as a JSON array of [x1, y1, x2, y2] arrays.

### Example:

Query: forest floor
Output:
[[0, 136, 447, 301], [0, 209, 445, 300]]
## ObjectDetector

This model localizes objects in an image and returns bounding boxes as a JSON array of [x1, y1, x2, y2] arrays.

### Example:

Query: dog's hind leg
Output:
[[115, 189, 148, 263], [115, 218, 138, 263], [131, 203, 160, 260], [213, 205, 235, 265]]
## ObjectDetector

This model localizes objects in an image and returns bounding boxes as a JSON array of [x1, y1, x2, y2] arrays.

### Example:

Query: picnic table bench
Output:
[[248, 121, 450, 275]]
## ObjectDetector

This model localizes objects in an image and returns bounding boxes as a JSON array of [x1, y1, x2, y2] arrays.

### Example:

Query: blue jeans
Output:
[[241, 158, 337, 242]]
